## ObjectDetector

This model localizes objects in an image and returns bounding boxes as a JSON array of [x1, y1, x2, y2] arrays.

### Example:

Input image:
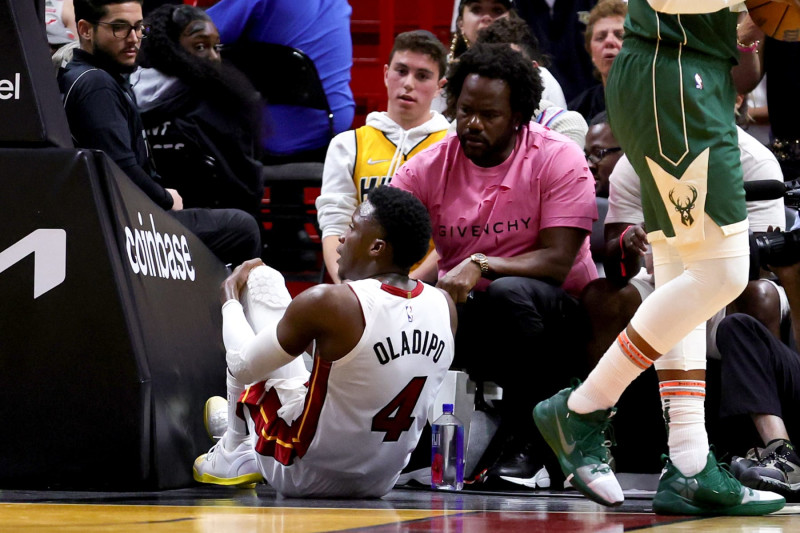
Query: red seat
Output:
[[349, 0, 454, 127]]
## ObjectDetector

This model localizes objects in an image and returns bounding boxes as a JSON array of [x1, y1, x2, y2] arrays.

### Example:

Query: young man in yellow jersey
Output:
[[316, 30, 449, 283]]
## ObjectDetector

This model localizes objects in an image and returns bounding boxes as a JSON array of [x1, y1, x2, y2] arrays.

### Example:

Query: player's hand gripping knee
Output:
[[221, 258, 265, 303]]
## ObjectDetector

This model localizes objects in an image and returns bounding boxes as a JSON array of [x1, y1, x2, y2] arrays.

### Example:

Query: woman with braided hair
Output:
[[131, 4, 263, 218]]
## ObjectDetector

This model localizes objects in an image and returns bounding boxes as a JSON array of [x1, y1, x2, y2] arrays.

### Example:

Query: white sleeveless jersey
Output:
[[247, 278, 454, 498]]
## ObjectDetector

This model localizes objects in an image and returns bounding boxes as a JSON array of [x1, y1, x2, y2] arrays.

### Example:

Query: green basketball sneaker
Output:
[[533, 385, 623, 506], [653, 451, 785, 516]]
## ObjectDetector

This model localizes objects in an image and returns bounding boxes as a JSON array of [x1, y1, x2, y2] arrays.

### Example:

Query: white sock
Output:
[[568, 331, 653, 414], [223, 370, 248, 451], [660, 380, 708, 477]]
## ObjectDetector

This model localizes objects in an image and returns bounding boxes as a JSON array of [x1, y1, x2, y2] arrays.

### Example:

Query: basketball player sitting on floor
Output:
[[193, 186, 457, 498]]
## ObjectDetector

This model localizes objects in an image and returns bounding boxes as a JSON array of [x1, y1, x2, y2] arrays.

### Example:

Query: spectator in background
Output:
[[46, 0, 77, 53], [131, 4, 264, 219], [316, 31, 450, 284], [61, 0, 261, 267], [476, 15, 587, 147], [393, 43, 596, 488], [449, 0, 512, 61], [450, 2, 567, 109], [584, 112, 621, 198], [207, 0, 355, 162], [48, 0, 80, 73], [568, 0, 626, 123], [514, 0, 597, 104]]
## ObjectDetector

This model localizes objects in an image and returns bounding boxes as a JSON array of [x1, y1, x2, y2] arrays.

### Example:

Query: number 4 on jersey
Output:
[[371, 376, 427, 442]]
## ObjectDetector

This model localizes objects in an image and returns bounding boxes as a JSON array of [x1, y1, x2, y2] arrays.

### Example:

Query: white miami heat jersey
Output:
[[248, 278, 454, 498]]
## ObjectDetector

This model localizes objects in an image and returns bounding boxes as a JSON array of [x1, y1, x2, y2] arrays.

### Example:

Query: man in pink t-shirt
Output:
[[391, 43, 597, 488]]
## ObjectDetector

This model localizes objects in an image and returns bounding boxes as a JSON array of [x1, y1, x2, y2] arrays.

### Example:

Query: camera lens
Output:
[[755, 229, 800, 268]]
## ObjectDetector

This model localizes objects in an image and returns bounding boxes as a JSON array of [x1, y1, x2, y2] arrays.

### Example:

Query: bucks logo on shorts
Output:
[[668, 184, 698, 227]]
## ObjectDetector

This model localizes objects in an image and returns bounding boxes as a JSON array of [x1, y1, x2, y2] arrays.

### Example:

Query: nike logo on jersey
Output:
[[367, 158, 390, 165]]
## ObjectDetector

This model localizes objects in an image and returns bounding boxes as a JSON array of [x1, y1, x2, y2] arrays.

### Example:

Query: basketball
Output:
[[745, 0, 800, 41]]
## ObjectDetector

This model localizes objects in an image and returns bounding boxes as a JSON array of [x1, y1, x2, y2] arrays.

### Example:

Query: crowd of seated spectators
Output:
[[46, 0, 800, 501]]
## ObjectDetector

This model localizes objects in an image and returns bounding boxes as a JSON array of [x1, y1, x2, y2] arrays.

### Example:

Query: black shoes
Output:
[[486, 438, 551, 489]]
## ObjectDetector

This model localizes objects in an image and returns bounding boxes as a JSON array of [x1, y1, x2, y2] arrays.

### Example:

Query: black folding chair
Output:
[[223, 42, 333, 276]]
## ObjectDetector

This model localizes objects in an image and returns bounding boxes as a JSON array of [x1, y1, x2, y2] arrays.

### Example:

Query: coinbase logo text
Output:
[[124, 212, 195, 281]]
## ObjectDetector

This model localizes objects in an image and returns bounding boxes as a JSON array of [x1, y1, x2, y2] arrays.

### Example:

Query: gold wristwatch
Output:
[[470, 253, 489, 274]]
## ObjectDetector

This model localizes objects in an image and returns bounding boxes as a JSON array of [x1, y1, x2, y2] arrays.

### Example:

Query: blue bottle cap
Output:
[[443, 403, 454, 413]]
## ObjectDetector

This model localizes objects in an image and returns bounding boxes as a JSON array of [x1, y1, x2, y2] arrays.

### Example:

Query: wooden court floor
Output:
[[1, 484, 798, 532]]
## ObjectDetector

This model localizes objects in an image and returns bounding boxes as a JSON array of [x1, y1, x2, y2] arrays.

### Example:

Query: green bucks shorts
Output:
[[606, 37, 747, 243]]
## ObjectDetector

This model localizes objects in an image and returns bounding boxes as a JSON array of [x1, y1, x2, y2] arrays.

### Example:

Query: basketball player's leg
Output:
[[195, 265, 309, 487], [221, 264, 309, 444], [535, 219, 752, 507], [581, 278, 644, 368], [645, 231, 782, 514]]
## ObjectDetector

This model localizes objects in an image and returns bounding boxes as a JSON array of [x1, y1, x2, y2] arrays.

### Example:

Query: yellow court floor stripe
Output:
[[0, 503, 464, 533]]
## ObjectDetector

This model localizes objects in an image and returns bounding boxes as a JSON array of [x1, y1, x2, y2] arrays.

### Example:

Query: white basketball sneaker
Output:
[[500, 466, 552, 489], [193, 439, 262, 488], [204, 396, 228, 442]]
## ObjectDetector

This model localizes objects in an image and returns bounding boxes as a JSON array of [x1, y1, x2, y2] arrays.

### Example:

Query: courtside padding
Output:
[[0, 0, 228, 489]]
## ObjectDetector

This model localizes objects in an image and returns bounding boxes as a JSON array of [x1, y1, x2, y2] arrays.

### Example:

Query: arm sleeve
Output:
[[316, 130, 359, 239], [222, 300, 297, 384]]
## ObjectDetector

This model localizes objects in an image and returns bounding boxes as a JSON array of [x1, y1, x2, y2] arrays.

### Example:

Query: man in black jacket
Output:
[[60, 0, 260, 267]]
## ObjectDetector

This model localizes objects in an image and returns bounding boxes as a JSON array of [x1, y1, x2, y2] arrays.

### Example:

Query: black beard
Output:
[[91, 42, 138, 75]]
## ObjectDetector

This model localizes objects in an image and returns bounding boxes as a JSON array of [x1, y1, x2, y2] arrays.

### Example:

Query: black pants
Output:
[[171, 208, 261, 267], [717, 313, 800, 441], [455, 277, 587, 437]]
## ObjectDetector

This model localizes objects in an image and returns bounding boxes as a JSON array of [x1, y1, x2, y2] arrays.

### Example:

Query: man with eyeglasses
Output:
[[584, 112, 622, 199], [59, 0, 261, 267]]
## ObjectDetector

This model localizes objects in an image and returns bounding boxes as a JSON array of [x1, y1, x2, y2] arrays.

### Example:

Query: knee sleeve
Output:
[[632, 253, 749, 368], [654, 322, 707, 371], [242, 265, 292, 332], [224, 265, 302, 383]]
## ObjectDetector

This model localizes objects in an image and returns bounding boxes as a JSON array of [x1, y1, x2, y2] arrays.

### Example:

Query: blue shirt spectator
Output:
[[208, 0, 355, 158]]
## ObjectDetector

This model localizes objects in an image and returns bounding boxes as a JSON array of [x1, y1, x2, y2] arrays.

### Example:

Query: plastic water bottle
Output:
[[431, 403, 465, 490]]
